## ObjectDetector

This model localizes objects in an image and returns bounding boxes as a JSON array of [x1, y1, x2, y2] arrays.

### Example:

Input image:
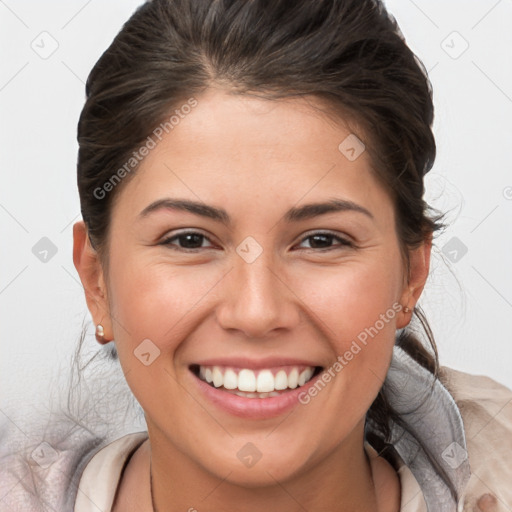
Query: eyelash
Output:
[[159, 230, 354, 252]]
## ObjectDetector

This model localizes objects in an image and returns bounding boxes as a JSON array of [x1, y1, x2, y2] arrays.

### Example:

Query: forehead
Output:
[[112, 88, 393, 225]]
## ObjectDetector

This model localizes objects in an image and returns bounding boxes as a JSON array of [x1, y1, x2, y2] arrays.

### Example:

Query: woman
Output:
[[3, 0, 511, 511]]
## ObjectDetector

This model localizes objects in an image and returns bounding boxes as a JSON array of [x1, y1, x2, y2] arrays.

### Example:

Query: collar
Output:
[[365, 343, 471, 512]]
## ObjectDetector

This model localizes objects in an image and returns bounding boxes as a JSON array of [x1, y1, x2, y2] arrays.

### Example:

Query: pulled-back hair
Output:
[[75, 0, 444, 450]]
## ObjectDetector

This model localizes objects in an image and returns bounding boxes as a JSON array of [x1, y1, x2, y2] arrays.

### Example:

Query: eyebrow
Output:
[[137, 197, 374, 224]]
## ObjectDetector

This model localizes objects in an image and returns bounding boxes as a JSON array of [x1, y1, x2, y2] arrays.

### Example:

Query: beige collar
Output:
[[75, 432, 428, 512]]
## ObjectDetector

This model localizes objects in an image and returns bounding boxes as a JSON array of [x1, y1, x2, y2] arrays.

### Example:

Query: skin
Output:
[[73, 87, 432, 512]]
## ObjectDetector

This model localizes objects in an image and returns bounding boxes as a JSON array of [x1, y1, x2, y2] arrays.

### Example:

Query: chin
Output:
[[196, 444, 311, 488]]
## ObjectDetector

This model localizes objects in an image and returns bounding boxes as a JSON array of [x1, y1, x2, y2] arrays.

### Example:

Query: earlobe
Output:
[[72, 221, 113, 342]]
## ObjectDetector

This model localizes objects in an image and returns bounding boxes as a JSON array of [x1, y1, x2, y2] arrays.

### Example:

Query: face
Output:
[[74, 88, 430, 486]]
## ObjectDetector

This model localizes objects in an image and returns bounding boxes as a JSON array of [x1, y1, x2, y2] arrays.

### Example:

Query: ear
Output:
[[72, 221, 113, 342], [396, 232, 432, 329]]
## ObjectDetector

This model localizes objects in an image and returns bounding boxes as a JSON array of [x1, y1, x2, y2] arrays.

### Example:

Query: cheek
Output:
[[289, 250, 403, 375], [104, 253, 229, 415], [286, 257, 404, 438], [106, 251, 225, 356], [298, 255, 401, 329]]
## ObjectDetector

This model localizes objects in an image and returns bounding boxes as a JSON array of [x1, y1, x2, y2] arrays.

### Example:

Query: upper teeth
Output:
[[199, 366, 315, 393]]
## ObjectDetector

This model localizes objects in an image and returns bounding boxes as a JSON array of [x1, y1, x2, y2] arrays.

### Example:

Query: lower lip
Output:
[[191, 370, 323, 419]]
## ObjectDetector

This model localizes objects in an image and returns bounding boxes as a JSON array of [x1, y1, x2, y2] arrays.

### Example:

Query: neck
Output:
[[147, 421, 399, 512]]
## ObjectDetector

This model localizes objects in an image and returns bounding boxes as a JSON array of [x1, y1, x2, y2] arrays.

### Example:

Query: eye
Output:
[[159, 231, 216, 250], [296, 231, 353, 250], [158, 230, 353, 251]]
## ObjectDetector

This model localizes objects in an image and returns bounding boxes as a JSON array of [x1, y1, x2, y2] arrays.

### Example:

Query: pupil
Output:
[[181, 234, 202, 248], [310, 234, 331, 248]]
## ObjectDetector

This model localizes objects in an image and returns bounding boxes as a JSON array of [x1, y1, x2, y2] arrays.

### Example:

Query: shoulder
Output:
[[0, 416, 106, 511], [438, 366, 512, 511], [76, 430, 149, 507]]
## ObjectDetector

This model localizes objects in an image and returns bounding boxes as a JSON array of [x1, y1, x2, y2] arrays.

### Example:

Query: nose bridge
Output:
[[238, 252, 279, 308], [216, 247, 300, 338]]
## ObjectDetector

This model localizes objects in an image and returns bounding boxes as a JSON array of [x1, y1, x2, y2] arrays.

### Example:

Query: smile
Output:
[[190, 364, 323, 398]]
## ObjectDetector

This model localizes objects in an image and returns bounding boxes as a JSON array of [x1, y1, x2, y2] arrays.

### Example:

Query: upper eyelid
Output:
[[298, 229, 351, 241]]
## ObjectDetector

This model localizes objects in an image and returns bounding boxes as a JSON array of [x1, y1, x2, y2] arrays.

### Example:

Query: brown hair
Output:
[[75, 0, 444, 457]]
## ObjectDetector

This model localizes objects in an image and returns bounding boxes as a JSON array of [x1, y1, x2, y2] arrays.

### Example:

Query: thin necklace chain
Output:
[[150, 455, 158, 512]]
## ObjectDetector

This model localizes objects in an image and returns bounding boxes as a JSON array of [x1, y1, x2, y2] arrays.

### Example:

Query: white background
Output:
[[1, 0, 511, 435]]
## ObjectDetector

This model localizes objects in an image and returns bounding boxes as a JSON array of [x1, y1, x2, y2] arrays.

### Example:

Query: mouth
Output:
[[189, 364, 324, 399]]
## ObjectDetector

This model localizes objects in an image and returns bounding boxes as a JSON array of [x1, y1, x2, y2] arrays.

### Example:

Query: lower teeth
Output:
[[233, 390, 282, 399], [212, 386, 286, 398]]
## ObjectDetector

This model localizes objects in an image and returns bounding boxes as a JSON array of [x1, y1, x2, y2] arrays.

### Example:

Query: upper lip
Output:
[[190, 357, 323, 369]]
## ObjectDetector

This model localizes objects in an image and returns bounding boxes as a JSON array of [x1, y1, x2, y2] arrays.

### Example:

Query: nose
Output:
[[215, 252, 302, 339]]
